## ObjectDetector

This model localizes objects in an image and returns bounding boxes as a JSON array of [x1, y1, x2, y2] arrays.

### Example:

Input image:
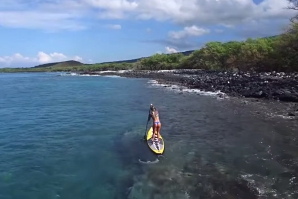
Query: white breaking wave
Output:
[[155, 69, 200, 73], [117, 70, 133, 73], [96, 70, 115, 74], [266, 113, 296, 120], [80, 74, 101, 76], [103, 75, 124, 78], [97, 70, 133, 74], [78, 74, 124, 78], [147, 79, 228, 99], [147, 80, 158, 84], [59, 72, 79, 76], [156, 69, 177, 73], [59, 72, 126, 78]]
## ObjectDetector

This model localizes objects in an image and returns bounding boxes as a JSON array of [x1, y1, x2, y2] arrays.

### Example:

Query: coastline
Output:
[[80, 69, 298, 101], [77, 69, 298, 119]]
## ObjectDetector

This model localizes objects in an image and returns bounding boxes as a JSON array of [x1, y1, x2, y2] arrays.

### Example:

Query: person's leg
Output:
[[152, 124, 157, 141], [157, 123, 161, 139]]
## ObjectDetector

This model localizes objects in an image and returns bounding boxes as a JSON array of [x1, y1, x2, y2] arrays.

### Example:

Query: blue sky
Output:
[[0, 0, 296, 68]]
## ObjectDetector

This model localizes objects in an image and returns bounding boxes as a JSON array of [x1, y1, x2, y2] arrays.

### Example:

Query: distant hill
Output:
[[33, 60, 83, 68]]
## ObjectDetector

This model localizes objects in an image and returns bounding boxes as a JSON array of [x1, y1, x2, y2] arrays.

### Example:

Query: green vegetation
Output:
[[34, 60, 83, 68], [1, 2, 297, 73], [135, 24, 298, 72]]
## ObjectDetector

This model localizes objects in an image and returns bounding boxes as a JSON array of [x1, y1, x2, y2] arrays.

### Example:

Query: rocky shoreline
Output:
[[80, 69, 298, 103]]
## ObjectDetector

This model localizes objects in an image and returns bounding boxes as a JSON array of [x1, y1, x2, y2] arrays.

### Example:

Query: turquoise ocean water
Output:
[[0, 72, 297, 199]]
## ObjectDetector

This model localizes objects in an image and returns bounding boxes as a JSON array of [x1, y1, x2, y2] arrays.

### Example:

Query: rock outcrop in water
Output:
[[91, 69, 298, 103]]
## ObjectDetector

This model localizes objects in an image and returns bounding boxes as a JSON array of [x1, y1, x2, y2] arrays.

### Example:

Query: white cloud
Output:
[[106, 24, 122, 29], [0, 52, 83, 68], [137, 0, 295, 27], [0, 0, 297, 60], [169, 26, 210, 39], [81, 0, 296, 27], [74, 56, 83, 62], [86, 0, 137, 19], [84, 0, 138, 11], [0, 0, 295, 31], [0, 11, 86, 31], [0, 53, 32, 65], [37, 52, 70, 63], [165, 47, 178, 54], [0, 0, 88, 31], [163, 26, 209, 50]]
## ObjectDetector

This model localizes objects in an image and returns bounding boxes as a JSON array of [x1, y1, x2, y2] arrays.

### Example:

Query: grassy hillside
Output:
[[33, 60, 83, 68], [0, 60, 85, 73]]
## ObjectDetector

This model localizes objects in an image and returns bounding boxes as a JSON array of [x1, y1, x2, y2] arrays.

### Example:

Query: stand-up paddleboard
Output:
[[146, 127, 165, 155]]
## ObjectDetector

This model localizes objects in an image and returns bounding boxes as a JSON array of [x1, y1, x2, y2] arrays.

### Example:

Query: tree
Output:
[[288, 0, 298, 22]]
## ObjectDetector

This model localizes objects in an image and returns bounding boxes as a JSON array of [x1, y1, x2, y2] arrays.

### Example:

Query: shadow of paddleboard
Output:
[[114, 128, 163, 166], [138, 137, 166, 164]]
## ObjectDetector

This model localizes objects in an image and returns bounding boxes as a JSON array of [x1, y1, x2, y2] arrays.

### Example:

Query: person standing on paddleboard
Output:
[[148, 104, 162, 141]]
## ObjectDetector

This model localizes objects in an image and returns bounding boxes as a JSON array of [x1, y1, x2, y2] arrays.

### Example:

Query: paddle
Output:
[[143, 107, 151, 140]]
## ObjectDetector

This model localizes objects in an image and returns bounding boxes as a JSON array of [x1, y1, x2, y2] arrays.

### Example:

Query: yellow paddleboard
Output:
[[146, 127, 165, 154]]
